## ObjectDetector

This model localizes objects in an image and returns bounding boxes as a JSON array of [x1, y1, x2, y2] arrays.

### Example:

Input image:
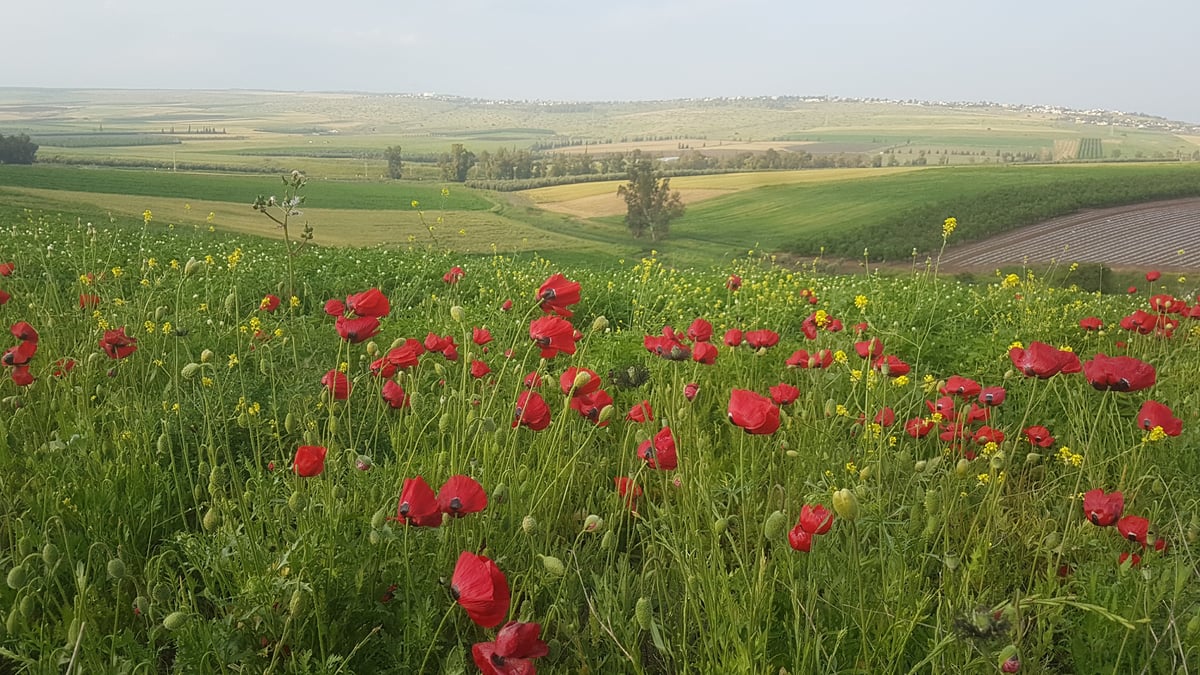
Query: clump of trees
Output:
[[0, 133, 38, 164], [618, 154, 684, 241]]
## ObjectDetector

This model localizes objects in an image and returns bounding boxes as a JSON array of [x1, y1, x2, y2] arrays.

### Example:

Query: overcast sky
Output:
[[5, 0, 1198, 123]]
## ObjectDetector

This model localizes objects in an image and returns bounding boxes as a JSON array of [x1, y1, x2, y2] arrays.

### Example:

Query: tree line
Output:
[[0, 133, 38, 164]]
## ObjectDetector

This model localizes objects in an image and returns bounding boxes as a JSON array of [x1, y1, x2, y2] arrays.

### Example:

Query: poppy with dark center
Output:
[[723, 329, 743, 347], [686, 317, 713, 343], [472, 621, 549, 675], [644, 326, 691, 361], [1023, 425, 1055, 448], [451, 551, 511, 628], [79, 294, 100, 309], [335, 315, 380, 344], [728, 389, 780, 435], [926, 396, 957, 421], [744, 329, 780, 350], [769, 383, 800, 406], [513, 391, 551, 431], [437, 475, 488, 517], [529, 315, 578, 359], [726, 274, 741, 291], [99, 328, 138, 359], [638, 426, 678, 470], [560, 367, 601, 398], [787, 348, 833, 369], [536, 272, 581, 318], [10, 321, 37, 343], [1082, 489, 1123, 527], [395, 476, 442, 527], [905, 417, 934, 438], [1009, 341, 1082, 379], [346, 288, 390, 318], [941, 376, 981, 398], [260, 294, 281, 312], [1136, 400, 1182, 436], [873, 354, 910, 377], [443, 266, 465, 284], [472, 327, 493, 346], [293, 445, 327, 477], [1082, 354, 1157, 392], [1078, 316, 1103, 331], [382, 380, 410, 409], [978, 386, 1006, 406], [854, 337, 883, 359], [471, 360, 492, 379], [1117, 515, 1150, 546], [321, 370, 351, 400], [692, 341, 718, 365], [570, 389, 613, 426], [626, 400, 653, 423], [614, 476, 643, 510]]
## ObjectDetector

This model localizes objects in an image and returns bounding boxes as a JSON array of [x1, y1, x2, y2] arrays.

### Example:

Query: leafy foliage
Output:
[[617, 156, 685, 241]]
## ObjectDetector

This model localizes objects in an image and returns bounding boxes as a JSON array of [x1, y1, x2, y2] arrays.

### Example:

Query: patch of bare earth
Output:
[[537, 188, 732, 219], [938, 198, 1200, 270]]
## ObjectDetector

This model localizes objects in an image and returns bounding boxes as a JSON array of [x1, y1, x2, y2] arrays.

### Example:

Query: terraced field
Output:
[[939, 198, 1200, 268]]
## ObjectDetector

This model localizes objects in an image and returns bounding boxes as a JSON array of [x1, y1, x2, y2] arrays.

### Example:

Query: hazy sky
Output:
[[5, 0, 1198, 123]]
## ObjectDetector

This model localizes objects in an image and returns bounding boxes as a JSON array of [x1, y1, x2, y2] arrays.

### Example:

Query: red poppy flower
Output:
[[939, 422, 970, 444], [529, 315, 577, 359], [973, 426, 1005, 444], [638, 426, 678, 470], [964, 404, 990, 424], [905, 417, 934, 438], [382, 380, 410, 408], [799, 504, 834, 535], [323, 298, 346, 316], [728, 389, 780, 435], [1083, 354, 1157, 392], [770, 383, 800, 406], [744, 329, 780, 349], [10, 321, 37, 343], [978, 387, 1006, 406], [335, 315, 380, 344], [0, 289, 9, 305], [1078, 316, 1103, 331], [614, 476, 643, 510], [940, 376, 981, 398], [513, 391, 551, 430], [644, 326, 691, 361], [570, 389, 613, 426], [1127, 286, 1138, 294], [79, 293, 100, 309], [1136, 400, 1182, 436], [536, 273, 581, 318], [683, 382, 699, 401], [472, 327, 493, 346], [52, 358, 75, 378], [452, 551, 511, 628], [322, 370, 351, 400], [0, 262, 12, 276], [926, 396, 957, 420], [787, 348, 833, 369], [726, 274, 741, 291], [1119, 551, 1142, 567], [1149, 294, 1184, 313], [723, 328, 743, 347], [873, 354, 910, 377], [692, 342, 718, 365], [1023, 425, 1054, 448], [471, 359, 492, 379], [443, 266, 465, 284], [99, 327, 137, 359], [260, 294, 281, 312], [11, 366, 33, 387], [346, 288, 390, 318], [500, 299, 513, 312], [293, 445, 327, 477], [874, 407, 896, 426], [522, 371, 544, 389], [1009, 341, 1082, 379], [626, 400, 653, 423], [396, 476, 442, 527], [437, 475, 487, 517], [854, 338, 883, 359], [788, 526, 814, 552], [686, 318, 713, 343], [1082, 488, 1123, 527], [1145, 270, 1161, 282], [800, 313, 819, 340], [472, 621, 549, 675], [560, 367, 601, 397], [1117, 515, 1149, 546], [826, 317, 843, 332]]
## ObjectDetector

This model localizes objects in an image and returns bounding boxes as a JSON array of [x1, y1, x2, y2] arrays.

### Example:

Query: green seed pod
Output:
[[208, 465, 227, 496], [200, 348, 214, 364], [635, 597, 653, 630], [763, 510, 787, 541], [180, 363, 201, 379], [6, 565, 28, 590], [598, 405, 615, 425], [521, 515, 537, 535], [19, 595, 33, 617], [284, 413, 297, 434], [327, 416, 339, 434], [202, 507, 221, 532], [42, 543, 60, 567], [540, 555, 565, 578], [162, 611, 188, 631], [833, 488, 860, 522], [107, 558, 126, 580]]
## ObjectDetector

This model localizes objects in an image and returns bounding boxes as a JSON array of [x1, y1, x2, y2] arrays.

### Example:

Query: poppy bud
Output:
[[1187, 612, 1200, 637], [355, 455, 373, 471], [635, 597, 653, 630], [522, 515, 538, 534], [42, 543, 59, 567], [913, 460, 927, 472], [366, 341, 379, 357], [438, 412, 450, 433], [134, 595, 148, 616], [287, 491, 305, 512], [955, 458, 972, 478], [162, 611, 189, 631], [1025, 453, 1042, 465], [713, 517, 730, 535], [450, 305, 466, 323], [155, 432, 169, 454], [491, 483, 508, 504], [998, 645, 1020, 672], [154, 305, 167, 322], [223, 291, 237, 316], [17, 537, 33, 557], [289, 589, 305, 617], [184, 257, 201, 276], [583, 514, 605, 533], [833, 489, 860, 521], [208, 465, 227, 495], [763, 510, 787, 540], [202, 507, 221, 531], [19, 596, 33, 618], [989, 452, 1007, 471], [923, 489, 941, 512], [859, 465, 874, 481], [6, 565, 28, 590], [107, 558, 126, 580], [539, 555, 566, 577], [1042, 532, 1060, 550], [601, 530, 616, 550]]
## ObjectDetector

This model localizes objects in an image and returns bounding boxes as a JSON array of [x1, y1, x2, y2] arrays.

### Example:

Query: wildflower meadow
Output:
[[1, 195, 1199, 673]]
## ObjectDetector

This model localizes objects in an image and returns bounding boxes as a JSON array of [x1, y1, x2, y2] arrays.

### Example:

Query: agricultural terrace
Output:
[[0, 207, 1198, 672]]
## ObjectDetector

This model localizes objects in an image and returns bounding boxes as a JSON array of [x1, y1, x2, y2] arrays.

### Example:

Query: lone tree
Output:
[[617, 155, 684, 241], [0, 133, 38, 164], [384, 145, 403, 179]]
